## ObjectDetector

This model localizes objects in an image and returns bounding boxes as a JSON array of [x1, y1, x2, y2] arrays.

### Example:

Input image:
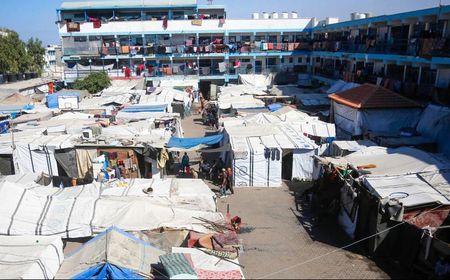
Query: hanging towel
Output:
[[267, 43, 274, 50], [262, 43, 268, 51], [186, 39, 193, 46], [276, 43, 282, 50], [218, 62, 227, 73], [121, 46, 130, 54], [162, 17, 168, 29]]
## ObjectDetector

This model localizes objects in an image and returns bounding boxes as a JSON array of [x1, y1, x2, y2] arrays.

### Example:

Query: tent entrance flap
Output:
[[282, 151, 293, 180]]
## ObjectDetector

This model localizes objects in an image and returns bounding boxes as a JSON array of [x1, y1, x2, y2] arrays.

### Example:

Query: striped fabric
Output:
[[160, 253, 197, 278]]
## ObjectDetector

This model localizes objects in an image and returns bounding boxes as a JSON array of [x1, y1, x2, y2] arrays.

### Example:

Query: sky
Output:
[[0, 0, 449, 45]]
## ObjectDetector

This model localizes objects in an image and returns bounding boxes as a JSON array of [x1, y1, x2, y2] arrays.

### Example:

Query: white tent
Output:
[[226, 124, 318, 187], [0, 178, 223, 238], [56, 226, 164, 279], [238, 74, 274, 88], [0, 235, 63, 279]]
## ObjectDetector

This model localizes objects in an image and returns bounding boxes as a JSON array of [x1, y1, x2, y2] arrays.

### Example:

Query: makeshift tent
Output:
[[0, 178, 223, 238], [326, 79, 359, 94], [226, 124, 318, 187], [238, 74, 274, 88], [56, 226, 164, 279], [0, 235, 64, 279], [329, 140, 377, 156], [268, 103, 283, 112], [329, 84, 423, 139], [167, 134, 224, 150]]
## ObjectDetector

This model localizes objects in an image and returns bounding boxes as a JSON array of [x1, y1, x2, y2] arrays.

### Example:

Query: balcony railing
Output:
[[64, 64, 296, 80], [63, 41, 312, 57], [311, 37, 450, 57]]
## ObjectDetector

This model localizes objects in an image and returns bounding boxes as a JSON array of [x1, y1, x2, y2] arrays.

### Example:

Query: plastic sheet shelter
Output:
[[56, 226, 164, 279], [0, 235, 63, 279], [329, 84, 423, 139], [167, 134, 224, 150]]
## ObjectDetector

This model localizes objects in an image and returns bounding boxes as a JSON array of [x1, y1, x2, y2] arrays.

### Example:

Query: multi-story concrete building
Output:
[[57, 0, 313, 89], [45, 45, 63, 68], [57, 1, 450, 99], [310, 6, 450, 100]]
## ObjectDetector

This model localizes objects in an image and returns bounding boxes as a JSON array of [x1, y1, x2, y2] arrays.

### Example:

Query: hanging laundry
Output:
[[66, 22, 80, 32], [93, 21, 101, 28], [219, 18, 226, 25], [276, 43, 282, 50], [288, 43, 294, 51], [262, 43, 268, 51], [233, 60, 241, 69], [218, 62, 227, 73], [186, 39, 193, 46], [267, 43, 274, 50], [191, 19, 202, 26], [162, 17, 168, 29]]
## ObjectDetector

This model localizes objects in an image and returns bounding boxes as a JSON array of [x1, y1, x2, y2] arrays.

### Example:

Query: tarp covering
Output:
[[0, 235, 63, 279], [122, 104, 168, 113], [322, 146, 450, 177], [332, 102, 422, 139], [0, 178, 222, 238], [416, 104, 450, 158], [268, 103, 283, 112], [47, 92, 80, 109], [239, 74, 274, 88], [167, 134, 224, 149], [363, 173, 450, 208], [56, 226, 164, 279]]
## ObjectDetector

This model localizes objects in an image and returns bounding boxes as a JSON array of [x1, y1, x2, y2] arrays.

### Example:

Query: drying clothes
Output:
[[76, 149, 97, 178], [93, 21, 101, 28], [123, 158, 132, 169], [219, 18, 225, 25], [276, 43, 282, 50], [288, 43, 294, 51], [262, 43, 268, 51], [191, 19, 202, 26], [160, 253, 196, 279], [162, 17, 168, 29], [195, 268, 242, 280], [233, 60, 241, 69], [267, 43, 274, 50], [201, 67, 210, 75], [165, 46, 173, 53], [157, 148, 169, 169], [218, 62, 227, 73], [186, 39, 193, 46], [121, 46, 130, 54]]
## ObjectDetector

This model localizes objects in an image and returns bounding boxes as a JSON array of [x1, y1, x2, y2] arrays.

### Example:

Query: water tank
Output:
[[357, 13, 366, 19], [350, 12, 358, 20], [262, 12, 269, 19], [291, 11, 298, 19], [272, 12, 279, 19], [252, 12, 260, 20], [365, 12, 372, 19], [282, 12, 289, 19]]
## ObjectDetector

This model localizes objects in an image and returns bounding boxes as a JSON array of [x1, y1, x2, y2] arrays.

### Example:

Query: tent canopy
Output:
[[167, 134, 224, 149], [56, 226, 165, 279], [0, 235, 63, 279]]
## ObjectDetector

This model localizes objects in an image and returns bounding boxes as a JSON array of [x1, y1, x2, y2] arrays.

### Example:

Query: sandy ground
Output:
[[182, 112, 402, 279]]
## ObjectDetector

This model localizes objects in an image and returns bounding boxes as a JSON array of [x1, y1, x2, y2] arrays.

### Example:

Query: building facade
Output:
[[57, 0, 312, 87], [57, 0, 450, 97], [310, 6, 450, 100]]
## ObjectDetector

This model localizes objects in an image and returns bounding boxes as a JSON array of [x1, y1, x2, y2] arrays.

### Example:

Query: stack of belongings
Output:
[[159, 217, 244, 279]]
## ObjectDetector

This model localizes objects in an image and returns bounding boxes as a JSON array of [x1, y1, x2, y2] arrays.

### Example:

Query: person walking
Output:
[[227, 167, 234, 194], [219, 168, 228, 197], [181, 152, 190, 174]]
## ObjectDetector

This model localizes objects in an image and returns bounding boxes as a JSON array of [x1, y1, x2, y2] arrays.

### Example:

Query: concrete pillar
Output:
[[403, 65, 407, 82], [417, 66, 422, 85]]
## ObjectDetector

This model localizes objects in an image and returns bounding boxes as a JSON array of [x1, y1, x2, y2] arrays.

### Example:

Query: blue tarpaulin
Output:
[[73, 263, 142, 280], [122, 104, 168, 113], [47, 92, 81, 109], [268, 103, 283, 112], [167, 134, 224, 149]]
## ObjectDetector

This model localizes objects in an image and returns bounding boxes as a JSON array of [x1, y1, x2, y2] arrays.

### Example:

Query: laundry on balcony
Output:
[[191, 19, 202, 26], [219, 62, 227, 73], [66, 22, 80, 32], [121, 46, 130, 54]]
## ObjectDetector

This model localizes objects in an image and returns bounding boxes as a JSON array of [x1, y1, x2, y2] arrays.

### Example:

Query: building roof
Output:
[[328, 83, 422, 109], [314, 5, 450, 32], [60, 0, 197, 10]]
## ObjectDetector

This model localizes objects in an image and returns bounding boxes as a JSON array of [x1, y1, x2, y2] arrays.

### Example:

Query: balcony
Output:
[[311, 37, 450, 58], [64, 41, 312, 58]]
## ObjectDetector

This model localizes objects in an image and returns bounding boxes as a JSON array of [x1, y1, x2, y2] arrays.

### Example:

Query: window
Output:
[[297, 57, 302, 63], [267, 58, 277, 66], [268, 35, 277, 43], [240, 59, 251, 63], [281, 58, 285, 63], [89, 36, 102, 41], [228, 36, 236, 43], [316, 57, 320, 63], [74, 36, 87, 42], [240, 35, 251, 42], [306, 57, 311, 63], [289, 58, 293, 63], [255, 35, 265, 41]]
